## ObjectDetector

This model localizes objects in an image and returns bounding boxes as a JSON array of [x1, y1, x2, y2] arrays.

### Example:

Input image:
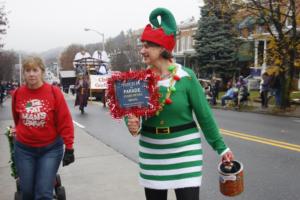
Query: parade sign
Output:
[[115, 80, 149, 108], [106, 69, 160, 119], [90, 74, 110, 89]]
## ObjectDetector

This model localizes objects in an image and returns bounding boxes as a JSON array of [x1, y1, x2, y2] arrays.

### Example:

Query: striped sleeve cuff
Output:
[[219, 148, 230, 156]]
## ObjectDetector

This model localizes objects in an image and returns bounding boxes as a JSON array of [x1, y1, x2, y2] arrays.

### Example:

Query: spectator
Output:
[[237, 82, 249, 106], [236, 76, 246, 88], [226, 79, 233, 89], [210, 78, 220, 105], [0, 81, 5, 104], [260, 72, 271, 108], [202, 81, 212, 102], [269, 72, 281, 107], [221, 87, 238, 106]]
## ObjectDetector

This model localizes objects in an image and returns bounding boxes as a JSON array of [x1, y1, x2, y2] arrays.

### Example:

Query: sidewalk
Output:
[[212, 100, 300, 118], [0, 120, 155, 200], [250, 102, 300, 118]]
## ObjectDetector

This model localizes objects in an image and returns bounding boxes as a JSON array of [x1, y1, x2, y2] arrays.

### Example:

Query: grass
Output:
[[291, 91, 300, 99], [219, 90, 300, 106], [214, 90, 300, 115]]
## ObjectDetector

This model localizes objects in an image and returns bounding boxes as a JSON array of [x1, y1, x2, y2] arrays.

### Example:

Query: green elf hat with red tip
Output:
[[141, 8, 177, 52]]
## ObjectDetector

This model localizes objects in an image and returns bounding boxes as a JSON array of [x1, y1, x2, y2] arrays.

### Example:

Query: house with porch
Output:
[[173, 17, 199, 76], [237, 6, 300, 90]]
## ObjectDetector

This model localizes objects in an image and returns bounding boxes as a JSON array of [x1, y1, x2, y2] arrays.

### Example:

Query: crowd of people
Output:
[[200, 76, 250, 108], [259, 72, 281, 108], [0, 80, 19, 105], [221, 76, 250, 108], [200, 71, 282, 109]]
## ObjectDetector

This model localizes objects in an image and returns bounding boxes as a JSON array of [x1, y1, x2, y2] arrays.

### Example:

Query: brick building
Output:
[[173, 17, 199, 75]]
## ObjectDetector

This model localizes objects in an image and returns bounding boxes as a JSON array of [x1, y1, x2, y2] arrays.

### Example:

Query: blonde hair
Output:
[[22, 56, 46, 73]]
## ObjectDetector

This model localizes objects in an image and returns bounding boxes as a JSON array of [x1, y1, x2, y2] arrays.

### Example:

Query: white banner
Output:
[[90, 74, 110, 89]]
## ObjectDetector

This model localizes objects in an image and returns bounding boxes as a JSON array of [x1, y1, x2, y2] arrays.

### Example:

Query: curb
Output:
[[212, 105, 300, 118]]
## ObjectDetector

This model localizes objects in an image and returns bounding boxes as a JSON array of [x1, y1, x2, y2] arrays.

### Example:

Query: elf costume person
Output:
[[127, 8, 234, 200]]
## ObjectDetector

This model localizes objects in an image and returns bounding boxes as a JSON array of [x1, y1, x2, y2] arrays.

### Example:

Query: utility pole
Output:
[[84, 28, 105, 51], [19, 54, 22, 84]]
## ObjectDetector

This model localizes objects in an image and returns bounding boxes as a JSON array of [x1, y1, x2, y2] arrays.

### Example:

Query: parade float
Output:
[[73, 50, 111, 101]]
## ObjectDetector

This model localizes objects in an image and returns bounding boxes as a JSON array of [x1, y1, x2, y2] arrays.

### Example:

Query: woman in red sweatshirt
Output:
[[12, 56, 75, 200]]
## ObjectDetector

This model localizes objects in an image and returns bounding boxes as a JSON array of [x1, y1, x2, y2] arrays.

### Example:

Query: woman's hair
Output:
[[145, 41, 174, 59], [160, 50, 173, 59], [22, 56, 46, 73]]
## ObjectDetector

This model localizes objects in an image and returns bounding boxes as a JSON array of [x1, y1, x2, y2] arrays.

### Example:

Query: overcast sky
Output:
[[3, 0, 203, 53]]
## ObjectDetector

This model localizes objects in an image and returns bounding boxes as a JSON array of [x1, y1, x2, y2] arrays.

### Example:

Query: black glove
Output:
[[63, 149, 75, 167]]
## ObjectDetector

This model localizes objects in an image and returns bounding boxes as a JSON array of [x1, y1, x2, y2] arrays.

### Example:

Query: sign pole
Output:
[[19, 54, 22, 84]]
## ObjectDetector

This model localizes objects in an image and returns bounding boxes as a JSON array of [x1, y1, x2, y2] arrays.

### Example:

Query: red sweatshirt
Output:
[[12, 83, 74, 149]]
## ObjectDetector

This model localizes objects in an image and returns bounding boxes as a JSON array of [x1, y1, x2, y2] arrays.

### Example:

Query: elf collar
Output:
[[158, 63, 189, 87]]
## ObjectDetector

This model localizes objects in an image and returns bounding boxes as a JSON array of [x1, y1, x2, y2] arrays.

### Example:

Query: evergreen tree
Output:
[[194, 1, 239, 79]]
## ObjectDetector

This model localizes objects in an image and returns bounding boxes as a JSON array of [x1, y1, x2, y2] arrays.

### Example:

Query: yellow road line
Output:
[[220, 129, 300, 152], [220, 129, 300, 148]]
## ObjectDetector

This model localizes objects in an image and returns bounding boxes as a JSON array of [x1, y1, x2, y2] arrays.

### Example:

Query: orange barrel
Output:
[[218, 160, 244, 196]]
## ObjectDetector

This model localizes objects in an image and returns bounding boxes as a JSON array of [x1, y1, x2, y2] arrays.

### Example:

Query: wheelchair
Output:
[[14, 174, 66, 200], [5, 126, 66, 200]]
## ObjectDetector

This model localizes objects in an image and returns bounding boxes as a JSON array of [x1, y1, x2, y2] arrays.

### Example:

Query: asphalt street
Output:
[[1, 94, 300, 200], [66, 94, 300, 200]]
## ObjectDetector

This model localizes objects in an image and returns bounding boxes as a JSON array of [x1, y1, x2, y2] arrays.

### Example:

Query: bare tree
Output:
[[59, 44, 85, 70], [0, 50, 18, 81], [107, 30, 144, 71], [0, 3, 8, 48]]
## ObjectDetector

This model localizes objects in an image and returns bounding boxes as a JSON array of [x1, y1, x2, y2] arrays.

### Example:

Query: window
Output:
[[180, 36, 188, 51], [176, 39, 180, 53], [180, 37, 185, 52], [187, 36, 192, 49], [257, 40, 265, 67]]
